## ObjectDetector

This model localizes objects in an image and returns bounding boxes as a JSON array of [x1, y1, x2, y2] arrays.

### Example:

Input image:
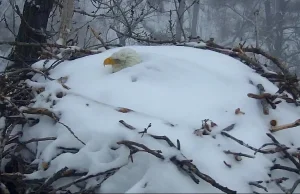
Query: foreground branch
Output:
[[270, 119, 300, 133]]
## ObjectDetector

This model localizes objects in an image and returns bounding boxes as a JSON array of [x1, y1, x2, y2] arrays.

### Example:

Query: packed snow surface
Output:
[[20, 46, 300, 193]]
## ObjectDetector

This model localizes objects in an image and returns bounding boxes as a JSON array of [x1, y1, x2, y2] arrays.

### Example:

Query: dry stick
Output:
[[44, 59, 65, 74], [3, 68, 55, 81], [0, 95, 26, 118], [172, 157, 237, 194], [223, 161, 232, 168], [205, 41, 290, 77], [223, 150, 255, 159], [57, 146, 80, 153], [55, 167, 122, 191], [257, 84, 269, 115], [6, 131, 22, 145], [22, 107, 85, 145], [267, 133, 300, 170], [22, 137, 57, 144], [119, 120, 237, 193], [241, 47, 290, 75], [176, 139, 181, 150], [119, 121, 237, 192], [254, 142, 289, 155], [118, 140, 164, 160], [110, 27, 178, 44], [0, 120, 20, 173], [188, 44, 264, 70], [276, 181, 289, 193], [38, 167, 68, 192], [119, 120, 179, 149], [22, 108, 59, 121], [0, 172, 25, 181], [287, 179, 300, 194], [117, 121, 236, 193], [270, 119, 300, 133], [0, 41, 102, 55], [221, 131, 269, 154], [79, 170, 118, 193], [57, 121, 85, 145], [265, 177, 289, 184], [119, 120, 136, 130], [118, 140, 236, 193], [249, 181, 268, 192], [248, 93, 296, 104], [89, 26, 109, 50], [0, 181, 11, 194], [0, 41, 70, 49], [221, 124, 236, 132], [148, 135, 177, 148], [270, 164, 300, 174]]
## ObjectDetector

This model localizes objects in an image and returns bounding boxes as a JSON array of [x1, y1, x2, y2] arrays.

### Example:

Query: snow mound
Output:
[[21, 46, 300, 193]]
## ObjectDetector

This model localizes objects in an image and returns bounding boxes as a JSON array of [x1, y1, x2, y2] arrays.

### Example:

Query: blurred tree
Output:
[[9, 0, 54, 68]]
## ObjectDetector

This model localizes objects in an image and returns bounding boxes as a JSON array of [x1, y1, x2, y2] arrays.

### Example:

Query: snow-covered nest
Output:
[[17, 46, 300, 193]]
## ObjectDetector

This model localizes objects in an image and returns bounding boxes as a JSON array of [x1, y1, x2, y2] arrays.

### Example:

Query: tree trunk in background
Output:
[[190, 0, 200, 40], [273, 0, 287, 59], [175, 0, 186, 41], [57, 0, 74, 46], [9, 0, 54, 68], [264, 0, 273, 52]]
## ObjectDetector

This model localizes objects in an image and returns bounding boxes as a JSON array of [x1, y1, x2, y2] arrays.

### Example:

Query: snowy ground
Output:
[[17, 46, 300, 193]]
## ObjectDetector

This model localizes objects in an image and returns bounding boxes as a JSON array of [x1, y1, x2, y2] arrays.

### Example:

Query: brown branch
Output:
[[265, 177, 289, 184], [37, 167, 87, 192], [249, 181, 268, 192], [22, 137, 57, 144], [0, 41, 102, 55], [270, 119, 300, 133], [267, 133, 300, 170], [240, 47, 289, 75], [223, 150, 255, 159], [0, 120, 20, 168], [22, 108, 59, 120], [221, 124, 236, 132], [247, 93, 273, 99], [221, 131, 270, 154], [170, 156, 237, 193], [117, 140, 164, 159], [247, 92, 296, 104], [223, 161, 232, 168], [270, 164, 300, 174], [89, 26, 109, 50], [0, 172, 25, 181], [254, 142, 289, 155], [148, 135, 177, 148], [57, 121, 85, 145], [256, 84, 269, 115], [287, 179, 300, 194], [118, 138, 236, 193], [4, 67, 55, 81], [55, 167, 122, 191], [119, 120, 136, 130], [21, 107, 85, 145], [110, 27, 178, 44]]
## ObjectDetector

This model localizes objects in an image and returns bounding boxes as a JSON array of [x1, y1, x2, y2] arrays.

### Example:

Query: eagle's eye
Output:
[[114, 58, 121, 64]]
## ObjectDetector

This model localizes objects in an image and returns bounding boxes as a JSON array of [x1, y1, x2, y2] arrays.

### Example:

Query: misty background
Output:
[[0, 0, 300, 75]]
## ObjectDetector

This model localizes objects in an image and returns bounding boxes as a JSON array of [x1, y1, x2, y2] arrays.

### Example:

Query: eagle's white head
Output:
[[103, 48, 142, 73]]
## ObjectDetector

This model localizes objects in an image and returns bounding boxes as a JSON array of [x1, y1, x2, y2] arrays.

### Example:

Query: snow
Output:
[[21, 45, 300, 193]]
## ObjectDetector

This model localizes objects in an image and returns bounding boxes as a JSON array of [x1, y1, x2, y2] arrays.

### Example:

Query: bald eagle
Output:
[[103, 48, 142, 73]]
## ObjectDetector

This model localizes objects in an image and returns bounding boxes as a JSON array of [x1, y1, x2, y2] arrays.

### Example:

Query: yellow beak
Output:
[[103, 57, 116, 66]]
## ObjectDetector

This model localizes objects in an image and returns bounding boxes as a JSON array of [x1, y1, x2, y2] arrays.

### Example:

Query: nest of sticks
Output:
[[0, 40, 300, 194]]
